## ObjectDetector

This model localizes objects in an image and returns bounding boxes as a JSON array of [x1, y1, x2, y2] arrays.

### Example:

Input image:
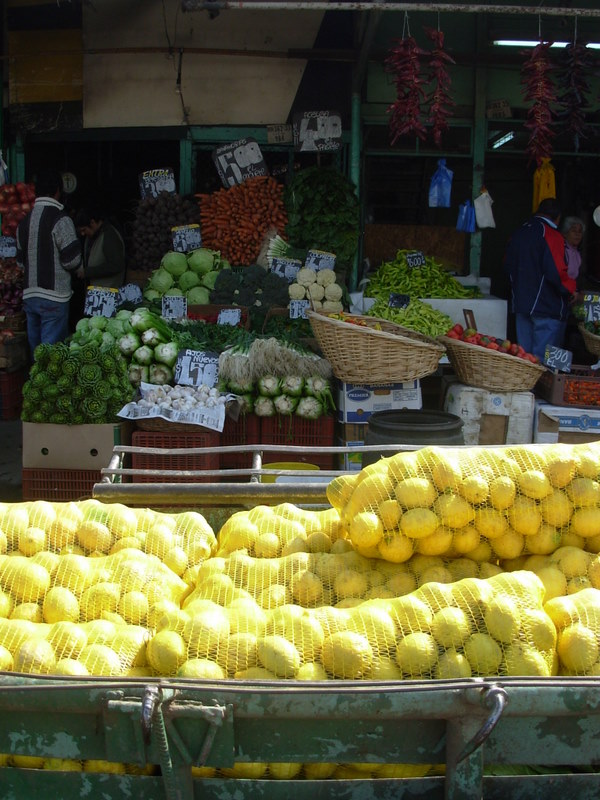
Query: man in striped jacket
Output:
[[16, 168, 82, 358]]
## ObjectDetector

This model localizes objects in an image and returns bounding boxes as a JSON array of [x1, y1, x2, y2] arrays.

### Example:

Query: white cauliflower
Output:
[[307, 283, 325, 301], [296, 267, 317, 287], [316, 268, 337, 287], [312, 299, 323, 310], [324, 283, 343, 301], [322, 300, 344, 313], [288, 282, 306, 300]]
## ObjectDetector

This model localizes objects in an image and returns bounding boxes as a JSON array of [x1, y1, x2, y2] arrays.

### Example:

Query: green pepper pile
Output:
[[367, 250, 482, 300], [366, 297, 453, 338]]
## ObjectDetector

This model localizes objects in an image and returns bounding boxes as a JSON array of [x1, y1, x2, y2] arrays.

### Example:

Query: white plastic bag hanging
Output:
[[474, 189, 496, 229], [0, 151, 8, 187]]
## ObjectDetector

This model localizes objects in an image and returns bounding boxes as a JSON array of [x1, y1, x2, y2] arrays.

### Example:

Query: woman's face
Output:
[[566, 223, 583, 247]]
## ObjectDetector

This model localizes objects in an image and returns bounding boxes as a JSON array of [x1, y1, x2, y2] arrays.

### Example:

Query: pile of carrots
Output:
[[196, 176, 288, 266]]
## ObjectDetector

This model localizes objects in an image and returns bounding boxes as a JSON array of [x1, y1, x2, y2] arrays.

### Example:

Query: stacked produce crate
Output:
[[0, 253, 27, 421]]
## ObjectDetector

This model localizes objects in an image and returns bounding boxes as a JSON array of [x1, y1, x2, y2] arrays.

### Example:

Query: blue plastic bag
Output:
[[456, 199, 476, 233], [428, 158, 453, 208]]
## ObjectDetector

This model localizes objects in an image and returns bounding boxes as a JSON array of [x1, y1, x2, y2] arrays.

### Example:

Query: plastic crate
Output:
[[131, 430, 220, 482], [0, 368, 25, 420], [536, 365, 600, 409], [21, 468, 100, 501], [220, 413, 261, 473], [259, 414, 336, 470]]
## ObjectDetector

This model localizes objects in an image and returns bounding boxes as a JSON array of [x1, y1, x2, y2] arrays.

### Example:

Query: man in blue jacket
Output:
[[16, 168, 82, 358], [504, 198, 575, 362]]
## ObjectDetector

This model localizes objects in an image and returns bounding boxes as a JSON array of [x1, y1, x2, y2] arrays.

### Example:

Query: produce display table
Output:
[[1, 675, 599, 799]]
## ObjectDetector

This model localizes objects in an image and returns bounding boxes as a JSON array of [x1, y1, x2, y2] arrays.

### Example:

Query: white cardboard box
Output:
[[533, 401, 600, 444], [443, 382, 535, 445], [22, 422, 132, 470], [336, 381, 422, 423]]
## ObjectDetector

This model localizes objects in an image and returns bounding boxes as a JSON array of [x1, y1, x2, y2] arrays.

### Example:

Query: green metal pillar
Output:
[[179, 136, 194, 196], [469, 19, 487, 279], [349, 91, 362, 291]]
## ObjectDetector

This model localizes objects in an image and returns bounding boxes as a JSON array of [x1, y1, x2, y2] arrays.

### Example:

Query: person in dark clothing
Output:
[[74, 205, 126, 289], [503, 198, 575, 362], [16, 168, 82, 358]]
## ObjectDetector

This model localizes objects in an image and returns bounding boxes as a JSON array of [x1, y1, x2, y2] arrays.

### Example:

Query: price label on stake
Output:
[[405, 250, 426, 269], [388, 293, 410, 309], [544, 345, 572, 373], [583, 294, 600, 323], [271, 257, 302, 284], [172, 224, 202, 253], [217, 308, 242, 326], [174, 349, 219, 387], [289, 299, 310, 319], [212, 138, 268, 188], [292, 110, 342, 152], [162, 295, 187, 320], [84, 286, 118, 318]]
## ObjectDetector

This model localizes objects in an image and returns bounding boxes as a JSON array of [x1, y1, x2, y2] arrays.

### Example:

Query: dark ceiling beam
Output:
[[181, 1, 600, 19]]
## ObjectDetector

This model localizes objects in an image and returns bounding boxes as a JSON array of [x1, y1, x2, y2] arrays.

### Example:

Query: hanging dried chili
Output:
[[521, 42, 557, 166], [385, 36, 428, 144], [556, 41, 592, 152], [424, 26, 455, 147]]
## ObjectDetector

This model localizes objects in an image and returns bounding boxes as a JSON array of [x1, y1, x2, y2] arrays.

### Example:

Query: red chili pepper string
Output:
[[385, 36, 428, 144], [521, 42, 557, 166], [424, 26, 455, 147], [556, 41, 592, 152]]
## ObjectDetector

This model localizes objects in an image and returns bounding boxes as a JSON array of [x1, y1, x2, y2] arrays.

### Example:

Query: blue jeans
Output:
[[515, 313, 566, 363], [24, 296, 70, 359]]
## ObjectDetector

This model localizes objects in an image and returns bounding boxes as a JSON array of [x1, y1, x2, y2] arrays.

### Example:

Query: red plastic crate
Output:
[[0, 368, 25, 420], [220, 413, 261, 473], [536, 365, 600, 409], [131, 430, 220, 483], [259, 414, 336, 470], [21, 468, 100, 501]]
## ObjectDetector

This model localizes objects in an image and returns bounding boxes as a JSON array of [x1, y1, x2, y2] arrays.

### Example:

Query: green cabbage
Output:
[[88, 315, 108, 331], [164, 287, 183, 296], [201, 270, 220, 290], [149, 268, 174, 293], [143, 288, 161, 302], [187, 248, 216, 275], [186, 286, 210, 304], [178, 270, 201, 293], [161, 251, 189, 277]]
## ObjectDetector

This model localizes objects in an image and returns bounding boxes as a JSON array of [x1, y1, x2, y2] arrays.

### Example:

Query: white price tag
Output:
[[289, 300, 310, 319], [162, 295, 187, 320], [217, 308, 242, 326], [172, 224, 202, 254], [118, 283, 143, 306], [271, 258, 302, 284], [84, 286, 118, 318], [174, 349, 219, 387]]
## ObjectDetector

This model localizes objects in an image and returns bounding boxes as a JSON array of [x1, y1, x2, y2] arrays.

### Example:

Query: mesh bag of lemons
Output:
[[328, 442, 600, 565], [0, 499, 217, 677]]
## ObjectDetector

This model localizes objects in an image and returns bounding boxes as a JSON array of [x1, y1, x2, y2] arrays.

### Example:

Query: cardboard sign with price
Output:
[[84, 286, 118, 318], [174, 349, 219, 387], [212, 138, 268, 188]]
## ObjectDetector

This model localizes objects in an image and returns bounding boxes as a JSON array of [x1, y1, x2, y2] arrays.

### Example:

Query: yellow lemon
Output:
[[567, 477, 600, 507], [43, 586, 80, 624], [394, 477, 437, 509], [503, 643, 551, 676], [433, 495, 474, 529], [377, 532, 414, 564], [349, 511, 384, 549], [14, 637, 56, 674], [435, 648, 472, 679], [146, 630, 187, 675], [19, 527, 46, 556], [417, 526, 454, 556], [400, 508, 440, 539], [490, 529, 525, 560], [395, 631, 437, 677], [464, 632, 503, 676], [557, 623, 598, 672], [459, 474, 490, 505], [525, 524, 561, 556], [431, 606, 471, 648], [47, 621, 87, 659], [321, 630, 373, 679]]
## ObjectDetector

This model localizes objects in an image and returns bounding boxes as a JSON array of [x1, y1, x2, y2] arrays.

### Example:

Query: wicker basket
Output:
[[579, 325, 600, 357], [306, 310, 445, 385], [439, 336, 547, 392]]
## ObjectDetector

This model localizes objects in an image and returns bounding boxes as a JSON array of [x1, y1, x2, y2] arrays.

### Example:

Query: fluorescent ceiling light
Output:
[[492, 131, 515, 149], [493, 39, 600, 49]]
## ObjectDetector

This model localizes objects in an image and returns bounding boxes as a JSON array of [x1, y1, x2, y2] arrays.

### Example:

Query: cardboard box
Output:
[[336, 381, 422, 423], [336, 422, 367, 471], [533, 401, 600, 444], [22, 422, 132, 470], [443, 381, 535, 445]]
